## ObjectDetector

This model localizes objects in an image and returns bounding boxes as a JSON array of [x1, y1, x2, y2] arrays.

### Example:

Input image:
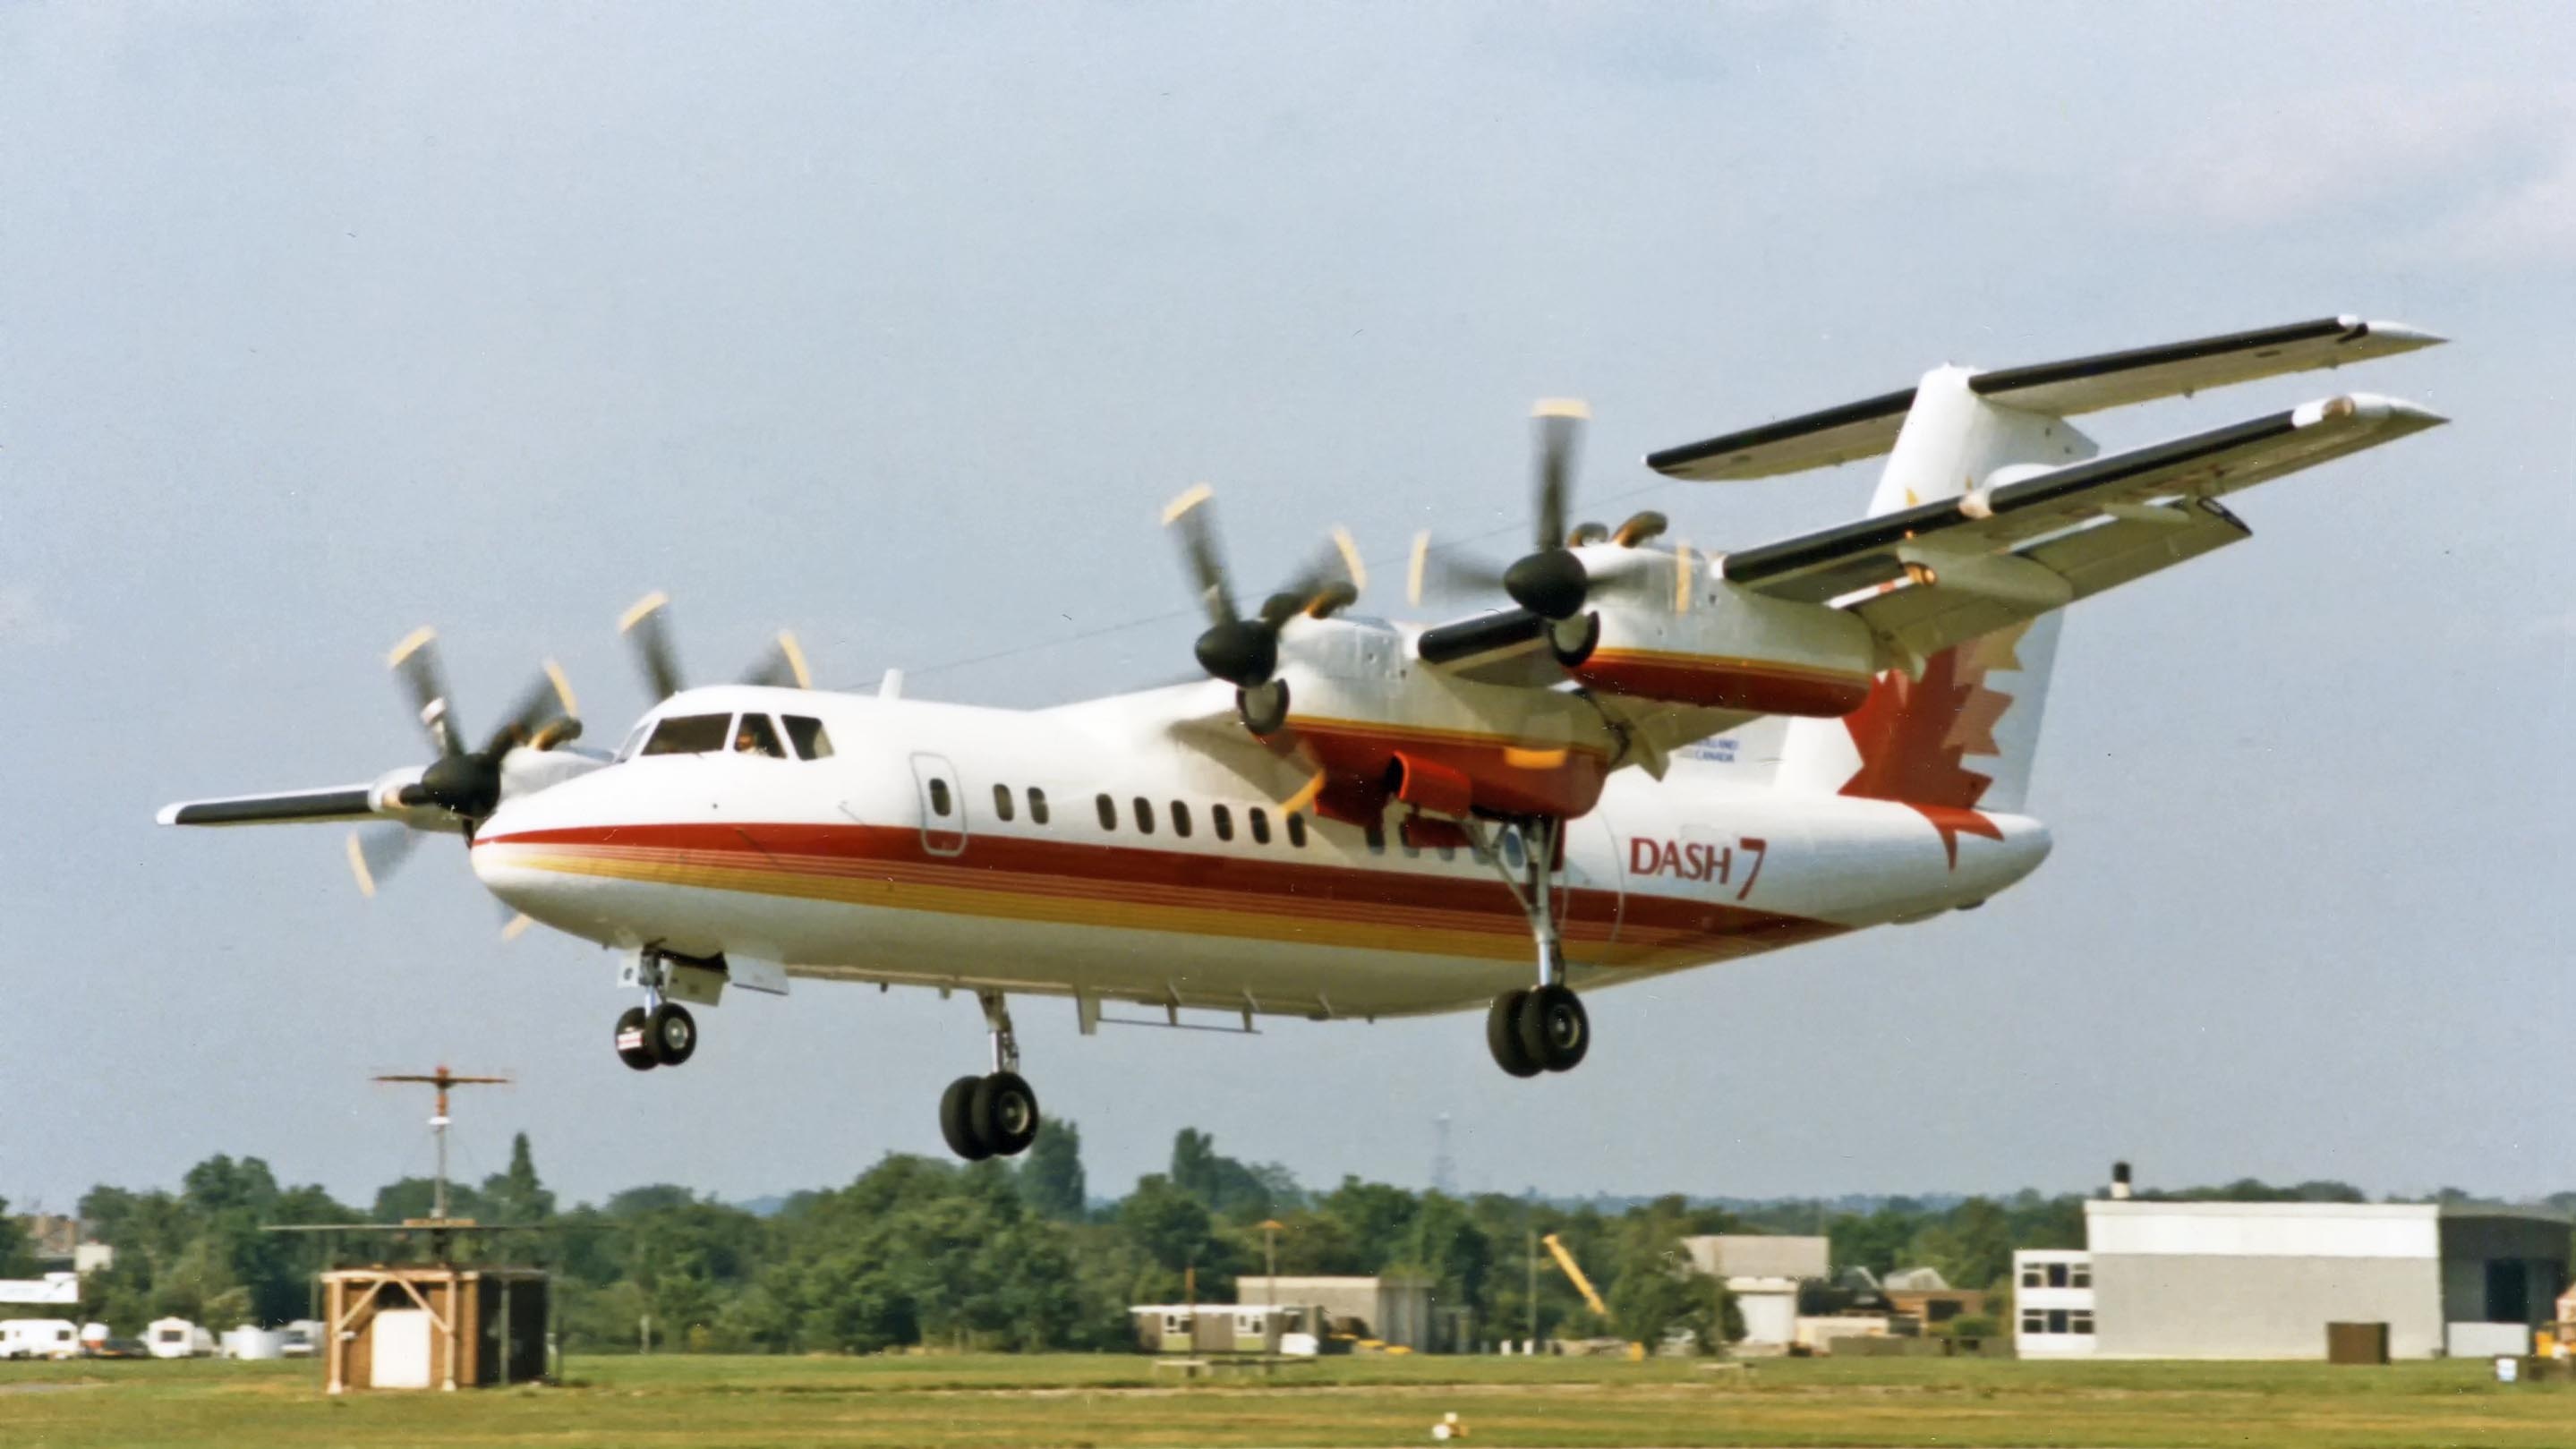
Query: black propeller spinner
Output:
[[1164, 485, 1361, 690], [1412, 399, 1671, 617], [386, 628, 580, 823]]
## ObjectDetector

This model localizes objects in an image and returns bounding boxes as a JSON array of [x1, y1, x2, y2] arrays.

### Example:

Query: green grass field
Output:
[[7, 1351, 2572, 1448]]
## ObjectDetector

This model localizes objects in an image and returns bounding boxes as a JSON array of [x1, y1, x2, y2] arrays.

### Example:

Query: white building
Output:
[[1681, 1235, 1829, 1348], [2017, 1198, 2570, 1360], [2012, 1249, 2096, 1356]]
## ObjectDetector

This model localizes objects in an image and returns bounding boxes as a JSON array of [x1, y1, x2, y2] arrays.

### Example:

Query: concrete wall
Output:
[[2089, 1253, 2444, 1360]]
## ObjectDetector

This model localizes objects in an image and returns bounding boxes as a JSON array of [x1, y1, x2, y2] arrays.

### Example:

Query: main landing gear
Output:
[[940, 990, 1042, 1161], [614, 950, 698, 1070], [1476, 815, 1591, 1078]]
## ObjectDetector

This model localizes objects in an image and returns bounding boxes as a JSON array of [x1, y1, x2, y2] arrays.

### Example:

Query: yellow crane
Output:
[[1540, 1232, 1608, 1317]]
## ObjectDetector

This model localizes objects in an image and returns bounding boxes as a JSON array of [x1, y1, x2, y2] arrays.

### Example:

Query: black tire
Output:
[[1515, 984, 1590, 1072], [1548, 612, 1602, 669], [1237, 680, 1291, 737], [614, 1006, 657, 1071], [1487, 991, 1540, 1078], [644, 1002, 697, 1068], [971, 1071, 1041, 1157], [939, 1075, 992, 1161]]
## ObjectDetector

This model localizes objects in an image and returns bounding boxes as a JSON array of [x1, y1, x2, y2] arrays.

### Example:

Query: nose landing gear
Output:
[[939, 991, 1042, 1160], [613, 951, 699, 1070], [1473, 816, 1592, 1078]]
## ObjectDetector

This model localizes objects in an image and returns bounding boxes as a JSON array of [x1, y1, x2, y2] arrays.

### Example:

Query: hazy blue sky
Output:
[[4, 3, 2570, 1215]]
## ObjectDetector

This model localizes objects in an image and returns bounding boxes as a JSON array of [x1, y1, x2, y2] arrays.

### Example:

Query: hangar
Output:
[[2015, 1198, 2570, 1360]]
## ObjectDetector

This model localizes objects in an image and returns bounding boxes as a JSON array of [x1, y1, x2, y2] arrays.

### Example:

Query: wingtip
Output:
[[155, 802, 183, 826], [2358, 319, 2447, 349]]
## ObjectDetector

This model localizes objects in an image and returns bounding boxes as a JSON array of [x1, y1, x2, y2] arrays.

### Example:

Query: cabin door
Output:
[[910, 754, 968, 857]]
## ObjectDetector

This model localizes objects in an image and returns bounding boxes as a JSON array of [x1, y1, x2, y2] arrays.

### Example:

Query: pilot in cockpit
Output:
[[734, 716, 788, 758]]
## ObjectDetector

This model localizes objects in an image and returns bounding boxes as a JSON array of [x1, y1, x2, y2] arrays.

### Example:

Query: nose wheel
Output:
[[613, 952, 699, 1070], [1472, 816, 1592, 1078], [940, 991, 1043, 1159]]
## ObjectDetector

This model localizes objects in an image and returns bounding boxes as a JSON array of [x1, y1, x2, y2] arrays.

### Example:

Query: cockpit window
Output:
[[616, 720, 652, 761], [783, 715, 834, 761], [732, 714, 787, 758], [639, 713, 729, 755]]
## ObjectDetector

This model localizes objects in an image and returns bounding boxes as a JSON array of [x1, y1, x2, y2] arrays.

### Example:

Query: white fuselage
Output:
[[471, 683, 2050, 1020]]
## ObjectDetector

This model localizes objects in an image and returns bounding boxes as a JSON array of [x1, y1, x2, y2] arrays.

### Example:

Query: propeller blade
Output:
[[619, 592, 686, 703], [481, 660, 578, 756], [1411, 545, 1512, 602], [740, 631, 813, 690], [387, 627, 463, 758], [499, 906, 535, 942], [1163, 484, 1239, 629], [1531, 399, 1588, 552], [345, 824, 421, 899]]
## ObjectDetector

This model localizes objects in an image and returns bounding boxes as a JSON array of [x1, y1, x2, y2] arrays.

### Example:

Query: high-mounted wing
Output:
[[157, 786, 390, 827], [1719, 391, 2444, 665], [1649, 317, 2442, 482]]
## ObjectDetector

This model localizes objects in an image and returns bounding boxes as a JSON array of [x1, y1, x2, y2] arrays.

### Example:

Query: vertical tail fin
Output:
[[1777, 368, 2086, 821]]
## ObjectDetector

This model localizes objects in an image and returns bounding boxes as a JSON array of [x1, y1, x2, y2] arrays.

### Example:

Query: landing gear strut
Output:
[[614, 951, 698, 1070], [940, 991, 1042, 1160], [1474, 816, 1591, 1077]]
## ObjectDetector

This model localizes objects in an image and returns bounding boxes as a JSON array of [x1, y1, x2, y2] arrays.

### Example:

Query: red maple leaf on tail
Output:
[[1837, 625, 2029, 867]]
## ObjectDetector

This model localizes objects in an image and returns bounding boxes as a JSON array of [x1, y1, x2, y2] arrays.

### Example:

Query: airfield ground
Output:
[[5, 1351, 2570, 1448]]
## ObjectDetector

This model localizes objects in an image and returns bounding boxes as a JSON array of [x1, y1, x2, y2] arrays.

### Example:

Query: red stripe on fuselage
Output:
[[480, 821, 1842, 963]]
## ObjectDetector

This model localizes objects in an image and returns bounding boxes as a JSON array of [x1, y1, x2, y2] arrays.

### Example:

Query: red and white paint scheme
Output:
[[162, 317, 2445, 1160]]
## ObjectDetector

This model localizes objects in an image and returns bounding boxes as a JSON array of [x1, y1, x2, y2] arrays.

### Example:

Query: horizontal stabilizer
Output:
[[1649, 316, 2441, 482], [158, 786, 383, 827]]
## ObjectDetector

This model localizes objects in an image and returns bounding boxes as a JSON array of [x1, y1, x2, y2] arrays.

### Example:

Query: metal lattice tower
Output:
[[373, 1065, 510, 1222]]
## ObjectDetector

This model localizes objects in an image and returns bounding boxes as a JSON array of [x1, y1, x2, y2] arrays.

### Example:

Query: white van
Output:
[[0, 1318, 82, 1360]]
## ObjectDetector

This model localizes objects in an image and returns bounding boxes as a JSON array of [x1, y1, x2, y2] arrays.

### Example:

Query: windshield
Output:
[[638, 713, 729, 755]]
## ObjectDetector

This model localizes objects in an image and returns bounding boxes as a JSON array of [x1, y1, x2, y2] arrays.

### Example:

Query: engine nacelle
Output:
[[1569, 565, 1878, 716]]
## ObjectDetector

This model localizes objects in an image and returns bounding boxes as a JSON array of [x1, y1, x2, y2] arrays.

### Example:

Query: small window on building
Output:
[[1211, 804, 1233, 841], [2021, 1266, 2043, 1289], [993, 784, 1015, 822], [927, 778, 952, 816], [1249, 807, 1271, 845], [732, 714, 787, 757], [1170, 801, 1192, 838], [2070, 1311, 2094, 1335], [2020, 1310, 2044, 1334], [1096, 793, 1116, 831], [2045, 1264, 2068, 1289], [2045, 1308, 2069, 1334], [1132, 797, 1156, 835], [641, 712, 730, 755], [1162, 1312, 1188, 1336], [1286, 813, 1308, 848], [783, 715, 835, 760], [1365, 822, 1385, 854], [2070, 1264, 2092, 1289]]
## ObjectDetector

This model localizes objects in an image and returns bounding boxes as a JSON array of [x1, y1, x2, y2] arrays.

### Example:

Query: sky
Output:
[[4, 2, 2571, 1216]]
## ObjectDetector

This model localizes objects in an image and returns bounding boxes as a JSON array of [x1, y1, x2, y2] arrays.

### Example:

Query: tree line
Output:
[[19, 1131, 2565, 1354]]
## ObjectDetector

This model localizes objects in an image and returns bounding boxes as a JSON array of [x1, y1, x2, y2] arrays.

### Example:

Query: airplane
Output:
[[160, 316, 2445, 1162]]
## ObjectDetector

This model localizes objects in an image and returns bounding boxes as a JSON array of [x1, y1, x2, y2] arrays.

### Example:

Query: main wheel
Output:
[[613, 1007, 657, 1071], [1487, 991, 1540, 1078], [644, 1002, 697, 1067], [939, 1075, 992, 1161], [972, 1071, 1041, 1157], [1515, 984, 1590, 1072]]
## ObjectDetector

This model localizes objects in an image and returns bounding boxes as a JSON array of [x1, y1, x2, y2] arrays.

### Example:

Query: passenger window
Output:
[[1249, 807, 1271, 845], [1365, 822, 1385, 855], [993, 784, 1015, 822], [732, 714, 787, 758], [1028, 788, 1049, 825], [1286, 814, 1308, 848], [1211, 804, 1233, 841], [1132, 797, 1156, 835], [641, 713, 729, 755], [928, 779, 952, 816], [1170, 802, 1192, 838], [1096, 793, 1116, 830], [783, 715, 834, 760]]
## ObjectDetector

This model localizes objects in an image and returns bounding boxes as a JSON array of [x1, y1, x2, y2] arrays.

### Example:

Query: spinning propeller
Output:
[[618, 591, 812, 701], [345, 627, 583, 906], [1408, 399, 1690, 615], [1164, 485, 1366, 691]]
